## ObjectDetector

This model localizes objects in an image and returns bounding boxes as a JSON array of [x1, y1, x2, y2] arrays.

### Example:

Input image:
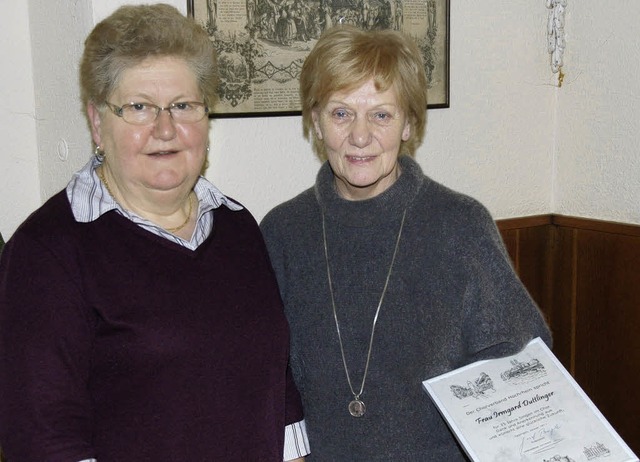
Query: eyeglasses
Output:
[[105, 101, 209, 125]]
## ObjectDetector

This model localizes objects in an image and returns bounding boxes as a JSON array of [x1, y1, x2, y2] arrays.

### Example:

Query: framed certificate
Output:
[[423, 338, 638, 462]]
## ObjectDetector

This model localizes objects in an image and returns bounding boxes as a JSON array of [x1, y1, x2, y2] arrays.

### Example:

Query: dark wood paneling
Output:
[[500, 228, 519, 269], [514, 225, 553, 317], [498, 222, 560, 361], [500, 224, 556, 332], [496, 214, 553, 231], [547, 226, 575, 373], [554, 215, 640, 237], [497, 214, 640, 454], [573, 229, 640, 450]]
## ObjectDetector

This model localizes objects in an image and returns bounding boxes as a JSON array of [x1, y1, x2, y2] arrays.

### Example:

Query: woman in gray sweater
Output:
[[261, 25, 551, 460]]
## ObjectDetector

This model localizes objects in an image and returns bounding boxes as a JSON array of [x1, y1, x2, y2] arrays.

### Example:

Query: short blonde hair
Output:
[[300, 25, 428, 158], [80, 4, 217, 112]]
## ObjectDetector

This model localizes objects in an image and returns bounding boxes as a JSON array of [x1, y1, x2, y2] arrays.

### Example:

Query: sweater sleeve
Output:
[[260, 213, 308, 454], [260, 210, 289, 301], [459, 204, 552, 362], [0, 232, 96, 461], [261, 217, 305, 423]]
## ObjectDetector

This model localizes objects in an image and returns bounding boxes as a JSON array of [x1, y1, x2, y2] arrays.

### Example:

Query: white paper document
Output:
[[422, 338, 638, 462]]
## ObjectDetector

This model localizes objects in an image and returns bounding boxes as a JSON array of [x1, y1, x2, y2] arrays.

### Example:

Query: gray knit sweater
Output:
[[261, 156, 552, 461]]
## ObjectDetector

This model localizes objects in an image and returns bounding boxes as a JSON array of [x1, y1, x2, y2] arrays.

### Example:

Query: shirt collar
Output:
[[66, 155, 242, 224]]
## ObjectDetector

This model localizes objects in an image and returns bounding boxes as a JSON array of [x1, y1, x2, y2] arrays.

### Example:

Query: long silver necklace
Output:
[[321, 208, 407, 417]]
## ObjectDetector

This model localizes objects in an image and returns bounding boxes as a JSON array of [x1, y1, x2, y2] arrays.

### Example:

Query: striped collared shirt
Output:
[[66, 156, 243, 250]]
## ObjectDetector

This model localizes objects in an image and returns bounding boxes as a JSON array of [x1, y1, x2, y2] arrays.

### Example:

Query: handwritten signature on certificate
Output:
[[520, 423, 563, 455]]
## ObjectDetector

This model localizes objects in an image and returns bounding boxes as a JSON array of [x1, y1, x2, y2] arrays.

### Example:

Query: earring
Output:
[[94, 145, 105, 162], [201, 145, 210, 174]]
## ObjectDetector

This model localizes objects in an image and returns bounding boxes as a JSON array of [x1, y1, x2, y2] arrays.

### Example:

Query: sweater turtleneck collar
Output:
[[314, 155, 426, 228]]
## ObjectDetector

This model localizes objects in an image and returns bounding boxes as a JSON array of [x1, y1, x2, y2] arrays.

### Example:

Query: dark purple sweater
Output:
[[0, 191, 303, 461]]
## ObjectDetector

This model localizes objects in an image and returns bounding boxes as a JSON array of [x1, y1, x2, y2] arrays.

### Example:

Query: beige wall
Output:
[[554, 5, 640, 224], [1, 1, 639, 240], [0, 2, 40, 237]]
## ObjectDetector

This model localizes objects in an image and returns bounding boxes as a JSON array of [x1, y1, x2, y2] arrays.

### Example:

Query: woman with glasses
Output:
[[0, 4, 307, 461]]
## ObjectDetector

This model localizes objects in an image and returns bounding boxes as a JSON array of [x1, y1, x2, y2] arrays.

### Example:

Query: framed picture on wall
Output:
[[187, 0, 450, 118]]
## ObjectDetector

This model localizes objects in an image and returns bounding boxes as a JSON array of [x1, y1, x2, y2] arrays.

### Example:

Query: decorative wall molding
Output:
[[546, 0, 567, 74]]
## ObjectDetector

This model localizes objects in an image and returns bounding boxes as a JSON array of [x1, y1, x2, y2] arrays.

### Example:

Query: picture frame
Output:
[[187, 0, 450, 118]]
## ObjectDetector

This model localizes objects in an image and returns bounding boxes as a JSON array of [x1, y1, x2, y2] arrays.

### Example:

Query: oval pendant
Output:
[[348, 399, 366, 417]]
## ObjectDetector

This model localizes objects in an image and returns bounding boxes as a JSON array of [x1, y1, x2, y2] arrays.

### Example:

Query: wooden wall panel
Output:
[[547, 226, 575, 373], [573, 229, 640, 450], [497, 215, 555, 336], [497, 215, 640, 454], [514, 226, 553, 317]]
